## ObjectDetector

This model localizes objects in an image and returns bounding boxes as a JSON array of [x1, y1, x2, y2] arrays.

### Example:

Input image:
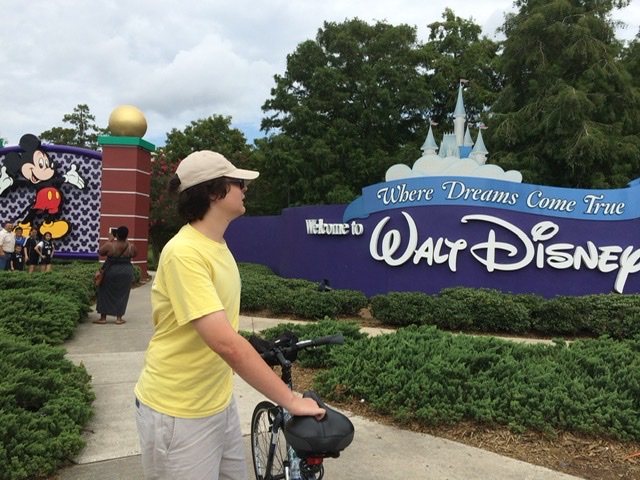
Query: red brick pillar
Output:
[[97, 136, 154, 279]]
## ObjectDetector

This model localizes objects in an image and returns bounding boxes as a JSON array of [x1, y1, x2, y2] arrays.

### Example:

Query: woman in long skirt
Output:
[[95, 226, 138, 325]]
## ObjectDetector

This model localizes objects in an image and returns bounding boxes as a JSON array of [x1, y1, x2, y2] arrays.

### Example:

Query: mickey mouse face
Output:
[[22, 150, 54, 184]]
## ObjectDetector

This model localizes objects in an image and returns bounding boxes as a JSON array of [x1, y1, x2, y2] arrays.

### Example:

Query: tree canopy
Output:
[[422, 8, 502, 124], [162, 115, 251, 164], [148, 115, 253, 258], [258, 19, 438, 211], [255, 16, 501, 213], [39, 104, 108, 150], [487, 0, 640, 188]]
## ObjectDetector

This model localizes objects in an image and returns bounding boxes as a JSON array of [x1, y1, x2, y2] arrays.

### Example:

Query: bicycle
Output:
[[249, 332, 355, 480]]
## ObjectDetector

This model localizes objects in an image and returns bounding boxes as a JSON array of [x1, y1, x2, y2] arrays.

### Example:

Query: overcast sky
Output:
[[1, 0, 638, 149]]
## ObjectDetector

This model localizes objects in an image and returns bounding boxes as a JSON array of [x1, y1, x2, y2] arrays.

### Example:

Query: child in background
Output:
[[35, 232, 54, 272], [13, 226, 25, 247], [24, 228, 39, 273], [10, 244, 24, 271]]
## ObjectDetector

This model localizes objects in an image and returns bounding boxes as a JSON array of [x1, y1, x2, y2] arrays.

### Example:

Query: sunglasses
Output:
[[227, 179, 245, 190]]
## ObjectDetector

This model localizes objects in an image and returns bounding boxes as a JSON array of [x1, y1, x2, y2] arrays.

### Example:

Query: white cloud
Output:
[[0, 0, 636, 148], [386, 154, 523, 183]]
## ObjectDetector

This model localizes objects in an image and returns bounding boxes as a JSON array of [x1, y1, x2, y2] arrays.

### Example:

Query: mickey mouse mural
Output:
[[0, 133, 86, 238]]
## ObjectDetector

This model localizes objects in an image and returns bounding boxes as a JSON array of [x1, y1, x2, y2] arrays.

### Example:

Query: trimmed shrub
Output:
[[0, 291, 83, 345], [428, 288, 476, 330], [583, 294, 640, 339], [0, 333, 94, 480], [329, 289, 368, 316], [0, 269, 94, 308], [290, 290, 339, 319], [530, 296, 590, 335], [240, 279, 271, 312], [314, 326, 640, 440], [238, 262, 276, 276], [434, 288, 531, 334], [370, 292, 433, 326]]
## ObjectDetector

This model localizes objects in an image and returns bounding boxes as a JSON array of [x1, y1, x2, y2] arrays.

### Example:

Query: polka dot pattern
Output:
[[0, 145, 103, 259]]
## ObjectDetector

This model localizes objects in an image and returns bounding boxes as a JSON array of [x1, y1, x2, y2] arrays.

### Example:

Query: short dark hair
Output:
[[168, 175, 231, 223], [116, 226, 129, 240]]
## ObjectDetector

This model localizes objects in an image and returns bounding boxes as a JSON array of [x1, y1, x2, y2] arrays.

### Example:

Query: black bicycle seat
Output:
[[284, 390, 355, 458]]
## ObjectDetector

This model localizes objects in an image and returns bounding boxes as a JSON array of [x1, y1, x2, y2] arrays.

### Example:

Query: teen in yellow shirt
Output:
[[134, 151, 324, 480], [135, 223, 240, 417]]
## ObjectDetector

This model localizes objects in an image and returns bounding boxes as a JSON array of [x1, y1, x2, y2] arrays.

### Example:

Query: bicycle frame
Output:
[[264, 407, 288, 478], [251, 333, 346, 480], [279, 358, 322, 480]]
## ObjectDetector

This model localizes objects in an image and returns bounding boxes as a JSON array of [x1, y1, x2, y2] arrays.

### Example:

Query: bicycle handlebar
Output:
[[259, 333, 344, 365]]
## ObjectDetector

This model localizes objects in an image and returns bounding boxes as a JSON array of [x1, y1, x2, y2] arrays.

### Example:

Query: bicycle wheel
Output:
[[251, 401, 287, 480]]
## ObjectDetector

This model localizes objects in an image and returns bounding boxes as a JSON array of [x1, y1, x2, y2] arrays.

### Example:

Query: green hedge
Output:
[[239, 263, 367, 320], [369, 291, 434, 326], [0, 333, 94, 480], [4, 260, 634, 479], [0, 290, 86, 345], [314, 326, 640, 440], [368, 287, 640, 340], [0, 263, 99, 479], [240, 264, 640, 340]]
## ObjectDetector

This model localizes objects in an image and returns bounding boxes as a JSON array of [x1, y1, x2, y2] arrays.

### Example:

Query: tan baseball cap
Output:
[[175, 150, 259, 192]]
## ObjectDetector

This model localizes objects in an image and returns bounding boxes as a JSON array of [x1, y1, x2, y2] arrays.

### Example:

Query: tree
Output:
[[40, 104, 108, 150], [487, 0, 640, 188], [148, 115, 254, 258], [148, 148, 180, 263], [620, 32, 640, 88], [162, 115, 251, 163], [259, 19, 435, 212], [422, 9, 502, 125], [256, 17, 502, 214]]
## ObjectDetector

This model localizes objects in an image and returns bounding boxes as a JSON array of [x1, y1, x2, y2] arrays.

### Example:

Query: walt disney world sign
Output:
[[227, 81, 640, 297], [226, 79, 640, 299], [227, 161, 640, 298], [341, 175, 640, 295]]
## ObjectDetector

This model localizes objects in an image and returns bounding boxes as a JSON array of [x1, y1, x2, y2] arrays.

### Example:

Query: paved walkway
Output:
[[58, 280, 584, 479]]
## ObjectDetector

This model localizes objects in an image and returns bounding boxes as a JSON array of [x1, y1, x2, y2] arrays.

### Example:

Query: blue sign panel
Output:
[[343, 177, 637, 222]]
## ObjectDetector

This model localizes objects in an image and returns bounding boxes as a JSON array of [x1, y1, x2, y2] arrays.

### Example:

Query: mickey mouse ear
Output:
[[19, 134, 41, 151]]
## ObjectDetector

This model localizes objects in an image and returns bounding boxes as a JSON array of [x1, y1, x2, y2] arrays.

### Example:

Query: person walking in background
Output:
[[94, 225, 137, 325], [10, 244, 24, 271], [23, 228, 39, 273], [0, 221, 15, 271], [34, 231, 54, 271], [134, 151, 324, 479]]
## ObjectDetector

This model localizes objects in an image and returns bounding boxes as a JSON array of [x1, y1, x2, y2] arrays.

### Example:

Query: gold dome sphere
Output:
[[108, 105, 148, 137]]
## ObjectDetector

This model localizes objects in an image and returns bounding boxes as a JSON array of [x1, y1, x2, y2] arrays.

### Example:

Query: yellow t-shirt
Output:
[[134, 224, 241, 418]]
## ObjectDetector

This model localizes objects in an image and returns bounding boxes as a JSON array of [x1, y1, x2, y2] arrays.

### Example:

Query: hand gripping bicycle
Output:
[[249, 332, 355, 480]]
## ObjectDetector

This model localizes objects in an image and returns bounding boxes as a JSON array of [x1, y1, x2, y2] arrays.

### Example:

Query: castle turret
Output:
[[463, 124, 474, 147], [420, 123, 439, 155], [469, 126, 488, 165], [453, 81, 466, 147]]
